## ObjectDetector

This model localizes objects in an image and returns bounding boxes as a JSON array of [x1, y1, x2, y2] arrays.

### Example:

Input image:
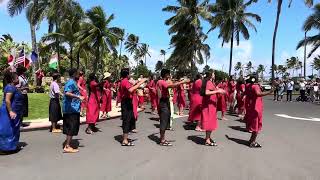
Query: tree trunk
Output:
[[229, 30, 234, 76], [304, 31, 307, 78], [56, 22, 61, 72], [94, 46, 100, 73], [272, 0, 283, 80], [30, 23, 38, 86], [70, 46, 73, 69]]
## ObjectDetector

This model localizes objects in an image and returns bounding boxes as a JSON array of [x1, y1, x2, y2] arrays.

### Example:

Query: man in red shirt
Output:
[[156, 69, 189, 146]]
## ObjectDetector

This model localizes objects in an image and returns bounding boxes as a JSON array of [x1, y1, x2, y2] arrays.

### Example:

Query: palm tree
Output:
[[268, 0, 313, 80], [209, 0, 261, 76], [234, 61, 244, 77], [125, 34, 140, 55], [312, 55, 320, 76], [277, 65, 287, 78], [77, 6, 121, 73], [140, 43, 151, 66], [160, 49, 166, 63], [155, 60, 164, 72], [0, 34, 13, 42], [257, 64, 266, 80], [296, 61, 303, 77], [246, 61, 254, 74], [286, 56, 299, 77], [163, 0, 212, 75]]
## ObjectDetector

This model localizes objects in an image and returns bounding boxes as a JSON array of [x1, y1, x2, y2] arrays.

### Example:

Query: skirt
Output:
[[49, 98, 62, 123], [121, 98, 136, 134], [159, 98, 171, 131], [63, 113, 80, 136], [22, 94, 28, 117]]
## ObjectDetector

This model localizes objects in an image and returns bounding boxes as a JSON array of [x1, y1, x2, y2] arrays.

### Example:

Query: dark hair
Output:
[[52, 73, 60, 81], [194, 74, 202, 81], [120, 68, 129, 78], [161, 69, 170, 78], [69, 68, 78, 77], [200, 71, 212, 96], [88, 73, 97, 82], [237, 77, 245, 85], [3, 71, 17, 89], [247, 73, 258, 84], [16, 65, 27, 76], [79, 71, 84, 76]]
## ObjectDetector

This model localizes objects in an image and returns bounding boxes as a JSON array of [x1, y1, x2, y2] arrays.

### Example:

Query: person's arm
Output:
[[5, 93, 17, 119], [77, 79, 85, 92], [128, 78, 147, 93], [205, 88, 225, 96], [65, 84, 84, 100], [255, 85, 274, 97], [167, 79, 189, 88]]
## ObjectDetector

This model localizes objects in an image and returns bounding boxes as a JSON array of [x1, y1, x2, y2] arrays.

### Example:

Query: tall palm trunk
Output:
[[30, 23, 38, 86], [229, 30, 234, 76], [303, 31, 307, 78], [55, 21, 61, 72], [272, 0, 283, 80]]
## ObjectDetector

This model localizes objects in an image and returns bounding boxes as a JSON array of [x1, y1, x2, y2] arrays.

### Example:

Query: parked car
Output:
[[261, 83, 272, 91]]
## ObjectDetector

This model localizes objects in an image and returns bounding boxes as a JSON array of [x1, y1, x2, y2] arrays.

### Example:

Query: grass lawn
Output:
[[0, 93, 49, 122]]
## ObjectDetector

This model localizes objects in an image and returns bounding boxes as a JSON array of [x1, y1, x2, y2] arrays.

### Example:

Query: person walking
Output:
[[77, 71, 87, 117], [286, 78, 294, 102], [201, 71, 226, 146], [16, 66, 29, 126], [217, 78, 228, 120], [188, 74, 203, 131], [236, 78, 246, 120], [156, 69, 189, 146], [277, 80, 285, 101], [62, 68, 84, 153], [228, 76, 236, 113], [299, 79, 307, 102], [273, 78, 279, 101], [147, 74, 158, 115], [101, 72, 112, 119], [0, 71, 23, 153], [176, 79, 186, 115], [49, 73, 63, 133]]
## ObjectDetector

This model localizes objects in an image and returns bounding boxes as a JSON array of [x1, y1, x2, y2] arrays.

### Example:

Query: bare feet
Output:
[[63, 146, 79, 153], [52, 129, 62, 133]]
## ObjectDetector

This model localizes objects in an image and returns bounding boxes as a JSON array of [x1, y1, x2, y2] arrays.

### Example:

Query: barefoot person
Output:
[[176, 78, 186, 115], [201, 71, 226, 146], [62, 68, 84, 153], [0, 71, 23, 153], [147, 74, 158, 114], [236, 78, 246, 120], [217, 78, 228, 120], [119, 68, 147, 146], [101, 72, 112, 119], [156, 69, 189, 146], [244, 74, 274, 148], [228, 76, 236, 113], [188, 74, 203, 131], [77, 71, 87, 117], [49, 73, 63, 133]]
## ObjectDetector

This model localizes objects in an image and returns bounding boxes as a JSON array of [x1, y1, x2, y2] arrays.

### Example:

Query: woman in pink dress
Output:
[[188, 74, 203, 131], [101, 72, 112, 119], [244, 75, 273, 148], [147, 75, 158, 114], [217, 79, 228, 120], [129, 79, 139, 133], [115, 80, 121, 107], [85, 73, 102, 134], [201, 71, 226, 146], [176, 82, 186, 115], [236, 78, 246, 120], [77, 71, 87, 116], [228, 77, 236, 113]]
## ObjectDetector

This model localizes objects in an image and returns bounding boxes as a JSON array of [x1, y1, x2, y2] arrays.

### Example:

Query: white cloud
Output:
[[0, 0, 8, 9]]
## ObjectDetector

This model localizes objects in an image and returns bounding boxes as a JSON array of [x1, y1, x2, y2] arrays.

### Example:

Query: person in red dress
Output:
[[228, 76, 236, 113], [119, 69, 147, 146], [115, 80, 121, 107], [147, 74, 158, 114], [236, 78, 246, 120], [77, 71, 87, 117], [217, 78, 228, 120], [201, 71, 226, 146], [244, 74, 274, 148], [186, 81, 192, 109], [101, 72, 112, 119], [157, 69, 189, 146], [188, 74, 203, 131], [137, 75, 146, 109], [176, 79, 186, 115], [129, 78, 139, 133], [85, 73, 103, 134]]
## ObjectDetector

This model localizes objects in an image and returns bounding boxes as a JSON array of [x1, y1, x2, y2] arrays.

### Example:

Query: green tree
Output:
[[234, 61, 244, 77], [257, 64, 266, 80], [160, 49, 166, 63], [312, 55, 320, 76], [203, 65, 211, 73], [246, 61, 254, 74], [286, 56, 299, 77], [155, 60, 164, 73], [209, 0, 261, 76]]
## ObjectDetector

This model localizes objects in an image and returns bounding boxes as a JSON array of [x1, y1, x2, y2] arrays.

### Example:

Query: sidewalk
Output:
[[21, 101, 139, 132]]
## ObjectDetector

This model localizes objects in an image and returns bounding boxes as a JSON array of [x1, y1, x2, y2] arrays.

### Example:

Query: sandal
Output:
[[159, 141, 173, 146], [205, 141, 218, 146], [249, 142, 262, 148], [85, 128, 93, 134], [210, 138, 217, 144], [121, 142, 135, 146]]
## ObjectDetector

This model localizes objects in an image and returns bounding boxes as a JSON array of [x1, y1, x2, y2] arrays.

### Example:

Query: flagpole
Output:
[[23, 45, 26, 68]]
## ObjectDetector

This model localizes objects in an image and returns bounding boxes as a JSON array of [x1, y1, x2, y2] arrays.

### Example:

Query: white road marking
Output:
[[274, 114, 320, 122]]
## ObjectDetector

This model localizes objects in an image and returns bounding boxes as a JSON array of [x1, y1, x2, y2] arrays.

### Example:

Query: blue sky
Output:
[[0, 0, 317, 75]]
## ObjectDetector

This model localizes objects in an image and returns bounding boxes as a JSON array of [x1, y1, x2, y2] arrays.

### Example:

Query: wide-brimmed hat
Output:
[[103, 72, 111, 79]]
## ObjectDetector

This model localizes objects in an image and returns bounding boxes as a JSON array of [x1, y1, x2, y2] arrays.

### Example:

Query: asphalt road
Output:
[[1, 97, 320, 180]]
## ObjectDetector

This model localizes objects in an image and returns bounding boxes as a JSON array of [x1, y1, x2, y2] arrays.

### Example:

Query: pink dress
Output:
[[147, 80, 158, 110], [188, 79, 203, 122], [132, 91, 139, 120], [201, 81, 218, 131], [228, 80, 236, 104], [86, 81, 100, 124], [236, 84, 245, 113], [176, 84, 186, 109], [78, 76, 87, 108], [217, 82, 227, 112], [244, 84, 263, 133], [116, 81, 121, 105], [101, 80, 112, 113], [173, 88, 178, 104]]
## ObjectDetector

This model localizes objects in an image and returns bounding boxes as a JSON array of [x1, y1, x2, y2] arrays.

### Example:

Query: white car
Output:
[[261, 84, 272, 91]]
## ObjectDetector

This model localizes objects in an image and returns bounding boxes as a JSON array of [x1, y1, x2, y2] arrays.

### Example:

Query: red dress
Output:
[[244, 84, 263, 133], [217, 82, 228, 112], [101, 80, 112, 113], [173, 88, 177, 104], [78, 76, 87, 108], [132, 90, 139, 120], [201, 81, 218, 131], [116, 81, 121, 105], [147, 80, 158, 110], [176, 84, 186, 109], [188, 79, 203, 122], [228, 80, 236, 104], [236, 84, 245, 113], [86, 81, 100, 124]]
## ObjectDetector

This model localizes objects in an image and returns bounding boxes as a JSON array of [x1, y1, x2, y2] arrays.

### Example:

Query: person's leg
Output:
[[289, 90, 293, 101], [274, 90, 277, 101], [205, 131, 212, 144], [286, 90, 289, 101]]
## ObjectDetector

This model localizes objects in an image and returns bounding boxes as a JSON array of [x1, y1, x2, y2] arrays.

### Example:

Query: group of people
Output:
[[0, 66, 275, 154]]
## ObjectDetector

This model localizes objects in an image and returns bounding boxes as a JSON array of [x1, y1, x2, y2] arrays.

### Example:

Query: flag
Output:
[[14, 49, 25, 66], [49, 53, 58, 69], [31, 51, 38, 62], [8, 48, 16, 66]]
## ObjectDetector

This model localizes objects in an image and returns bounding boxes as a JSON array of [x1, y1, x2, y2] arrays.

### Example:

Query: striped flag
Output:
[[31, 51, 38, 62], [49, 53, 58, 69], [14, 49, 25, 66]]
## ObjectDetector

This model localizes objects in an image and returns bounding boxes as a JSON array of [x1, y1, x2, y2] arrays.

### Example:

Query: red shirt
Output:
[[157, 79, 169, 98], [192, 79, 202, 94], [120, 78, 132, 99]]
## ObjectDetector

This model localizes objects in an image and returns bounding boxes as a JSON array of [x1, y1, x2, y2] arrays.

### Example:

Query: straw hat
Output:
[[103, 72, 111, 79]]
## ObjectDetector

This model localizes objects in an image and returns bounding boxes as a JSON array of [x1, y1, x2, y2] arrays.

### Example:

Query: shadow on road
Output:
[[183, 124, 196, 131], [153, 124, 160, 128], [187, 135, 204, 145], [148, 133, 160, 144], [235, 119, 245, 124], [229, 126, 250, 133], [149, 117, 159, 121], [114, 135, 123, 144], [225, 135, 249, 147], [0, 142, 28, 155]]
